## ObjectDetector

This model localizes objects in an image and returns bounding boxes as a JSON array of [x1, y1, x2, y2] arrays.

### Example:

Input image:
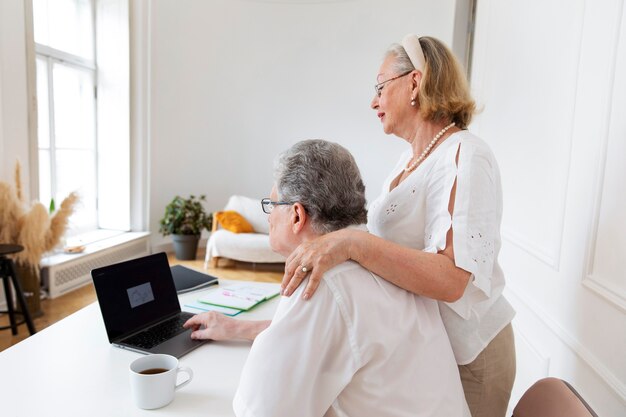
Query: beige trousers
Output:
[[458, 323, 516, 417]]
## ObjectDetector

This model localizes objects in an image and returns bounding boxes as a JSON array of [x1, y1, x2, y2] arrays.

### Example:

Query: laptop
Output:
[[91, 252, 207, 358]]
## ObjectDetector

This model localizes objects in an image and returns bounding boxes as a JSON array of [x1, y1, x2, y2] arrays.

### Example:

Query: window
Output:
[[32, 0, 131, 236], [34, 0, 97, 231]]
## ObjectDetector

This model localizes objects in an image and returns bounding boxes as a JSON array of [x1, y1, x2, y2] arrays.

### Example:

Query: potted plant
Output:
[[159, 195, 213, 260], [0, 161, 79, 317]]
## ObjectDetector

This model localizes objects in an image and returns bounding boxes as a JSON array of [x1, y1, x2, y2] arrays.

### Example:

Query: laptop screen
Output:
[[91, 252, 181, 342]]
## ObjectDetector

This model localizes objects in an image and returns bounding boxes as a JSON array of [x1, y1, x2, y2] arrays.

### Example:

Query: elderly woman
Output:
[[280, 36, 516, 417], [184, 139, 469, 417]]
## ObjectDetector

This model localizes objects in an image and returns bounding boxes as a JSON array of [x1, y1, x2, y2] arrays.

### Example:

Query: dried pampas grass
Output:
[[0, 182, 22, 243], [15, 160, 24, 202], [15, 203, 51, 270], [46, 191, 79, 250], [0, 161, 79, 273]]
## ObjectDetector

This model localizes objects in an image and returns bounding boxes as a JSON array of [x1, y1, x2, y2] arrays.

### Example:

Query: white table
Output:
[[0, 281, 279, 416]]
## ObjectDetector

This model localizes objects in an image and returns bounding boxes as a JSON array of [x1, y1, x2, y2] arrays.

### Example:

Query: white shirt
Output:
[[367, 130, 515, 365], [233, 261, 469, 417]]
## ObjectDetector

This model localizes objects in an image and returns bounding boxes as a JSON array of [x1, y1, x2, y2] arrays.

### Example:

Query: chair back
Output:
[[512, 377, 598, 417]]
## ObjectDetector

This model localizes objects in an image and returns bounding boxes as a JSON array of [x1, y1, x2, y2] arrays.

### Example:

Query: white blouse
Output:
[[367, 130, 515, 365]]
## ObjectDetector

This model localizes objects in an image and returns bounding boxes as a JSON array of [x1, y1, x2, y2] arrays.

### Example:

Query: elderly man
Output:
[[184, 140, 469, 417]]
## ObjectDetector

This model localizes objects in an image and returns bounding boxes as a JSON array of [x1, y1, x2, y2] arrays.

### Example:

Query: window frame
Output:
[[36, 45, 100, 232], [25, 0, 136, 240]]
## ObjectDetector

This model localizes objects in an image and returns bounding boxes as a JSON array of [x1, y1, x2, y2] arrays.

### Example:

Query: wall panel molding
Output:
[[582, 278, 626, 313], [506, 286, 626, 403], [515, 330, 551, 376], [583, 0, 626, 312], [475, 0, 586, 273], [472, 0, 626, 413], [509, 326, 551, 407], [502, 228, 558, 269]]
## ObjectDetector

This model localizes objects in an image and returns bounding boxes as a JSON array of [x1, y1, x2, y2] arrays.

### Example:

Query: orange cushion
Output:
[[214, 210, 254, 233]]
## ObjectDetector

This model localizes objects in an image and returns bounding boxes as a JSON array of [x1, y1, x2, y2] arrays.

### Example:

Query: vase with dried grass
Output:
[[0, 161, 79, 317]]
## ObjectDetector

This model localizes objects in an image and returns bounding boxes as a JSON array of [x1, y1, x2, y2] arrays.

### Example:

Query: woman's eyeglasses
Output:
[[374, 71, 412, 97]]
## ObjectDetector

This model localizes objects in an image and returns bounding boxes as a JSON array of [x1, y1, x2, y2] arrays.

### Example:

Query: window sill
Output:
[[40, 231, 151, 298], [41, 231, 150, 267]]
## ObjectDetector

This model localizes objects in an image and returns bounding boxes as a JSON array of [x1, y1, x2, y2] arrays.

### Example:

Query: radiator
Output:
[[41, 232, 151, 299]]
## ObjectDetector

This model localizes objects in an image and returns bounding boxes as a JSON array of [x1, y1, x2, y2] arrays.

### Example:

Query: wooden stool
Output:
[[0, 244, 37, 335]]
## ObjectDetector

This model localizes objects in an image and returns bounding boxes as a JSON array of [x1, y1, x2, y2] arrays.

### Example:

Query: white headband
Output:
[[401, 34, 425, 73]]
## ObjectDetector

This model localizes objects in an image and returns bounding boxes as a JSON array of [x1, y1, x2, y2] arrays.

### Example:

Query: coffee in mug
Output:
[[129, 354, 193, 409], [139, 368, 168, 375]]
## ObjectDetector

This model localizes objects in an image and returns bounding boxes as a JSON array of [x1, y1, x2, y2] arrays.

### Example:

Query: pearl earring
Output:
[[410, 99, 416, 106]]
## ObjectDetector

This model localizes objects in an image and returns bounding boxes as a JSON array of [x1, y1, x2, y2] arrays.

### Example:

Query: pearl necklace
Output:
[[404, 122, 456, 172]]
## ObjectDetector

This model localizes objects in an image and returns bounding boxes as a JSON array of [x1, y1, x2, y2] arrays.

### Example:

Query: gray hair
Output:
[[385, 43, 416, 74], [273, 139, 367, 234]]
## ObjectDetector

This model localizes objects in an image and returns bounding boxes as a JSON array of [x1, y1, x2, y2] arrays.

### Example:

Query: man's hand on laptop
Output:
[[183, 313, 271, 342]]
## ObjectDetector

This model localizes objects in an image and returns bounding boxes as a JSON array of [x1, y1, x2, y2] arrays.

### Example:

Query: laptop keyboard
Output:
[[123, 313, 193, 350]]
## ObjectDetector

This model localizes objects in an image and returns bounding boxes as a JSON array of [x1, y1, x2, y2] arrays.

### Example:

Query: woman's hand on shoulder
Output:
[[282, 228, 355, 300]]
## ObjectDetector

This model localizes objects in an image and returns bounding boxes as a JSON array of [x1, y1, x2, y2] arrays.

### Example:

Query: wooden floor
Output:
[[0, 252, 284, 353]]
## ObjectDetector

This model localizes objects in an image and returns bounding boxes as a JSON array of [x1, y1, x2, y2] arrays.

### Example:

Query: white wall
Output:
[[471, 0, 626, 415], [147, 0, 460, 248], [0, 3, 4, 177], [0, 0, 31, 196]]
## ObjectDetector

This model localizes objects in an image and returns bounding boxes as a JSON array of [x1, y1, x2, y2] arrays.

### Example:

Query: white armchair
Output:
[[204, 195, 286, 267]]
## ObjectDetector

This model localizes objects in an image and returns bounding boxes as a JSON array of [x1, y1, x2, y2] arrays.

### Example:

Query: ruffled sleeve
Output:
[[423, 138, 500, 320]]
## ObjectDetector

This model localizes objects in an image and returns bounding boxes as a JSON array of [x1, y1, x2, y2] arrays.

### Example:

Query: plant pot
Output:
[[14, 263, 44, 318], [172, 234, 200, 260]]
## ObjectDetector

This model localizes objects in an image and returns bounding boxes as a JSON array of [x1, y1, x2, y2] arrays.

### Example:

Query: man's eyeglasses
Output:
[[374, 71, 412, 97], [261, 198, 294, 214]]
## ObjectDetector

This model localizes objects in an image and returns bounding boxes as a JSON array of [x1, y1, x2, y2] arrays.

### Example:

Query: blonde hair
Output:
[[387, 36, 475, 129]]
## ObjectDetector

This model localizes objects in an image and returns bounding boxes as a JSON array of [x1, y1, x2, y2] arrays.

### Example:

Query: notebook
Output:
[[91, 252, 207, 358], [171, 265, 219, 294], [184, 301, 243, 316], [198, 282, 281, 311]]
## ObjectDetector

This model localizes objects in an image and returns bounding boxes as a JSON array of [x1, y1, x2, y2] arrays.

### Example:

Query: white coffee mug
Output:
[[129, 354, 193, 409]]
